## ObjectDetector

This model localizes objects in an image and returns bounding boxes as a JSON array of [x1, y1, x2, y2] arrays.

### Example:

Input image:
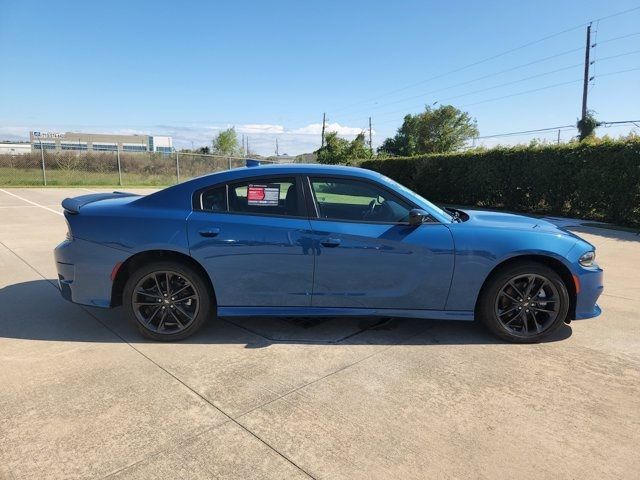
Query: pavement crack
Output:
[[235, 323, 434, 421], [0, 241, 316, 480]]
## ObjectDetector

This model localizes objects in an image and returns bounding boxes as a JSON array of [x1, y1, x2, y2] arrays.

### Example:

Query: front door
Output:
[[307, 176, 455, 310]]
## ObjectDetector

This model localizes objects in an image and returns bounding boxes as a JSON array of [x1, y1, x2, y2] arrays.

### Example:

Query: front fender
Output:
[[445, 226, 579, 311]]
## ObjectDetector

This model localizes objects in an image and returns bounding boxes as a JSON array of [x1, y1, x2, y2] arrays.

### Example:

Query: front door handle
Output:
[[321, 237, 341, 248], [198, 227, 220, 238]]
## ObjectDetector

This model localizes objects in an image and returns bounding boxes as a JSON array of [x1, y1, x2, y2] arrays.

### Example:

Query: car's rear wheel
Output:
[[123, 261, 213, 341], [477, 261, 569, 343]]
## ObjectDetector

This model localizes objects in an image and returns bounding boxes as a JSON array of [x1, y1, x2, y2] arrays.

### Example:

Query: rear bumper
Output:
[[573, 266, 604, 320], [54, 238, 127, 308]]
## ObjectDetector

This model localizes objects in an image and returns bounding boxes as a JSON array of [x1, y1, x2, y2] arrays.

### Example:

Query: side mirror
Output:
[[409, 208, 430, 226]]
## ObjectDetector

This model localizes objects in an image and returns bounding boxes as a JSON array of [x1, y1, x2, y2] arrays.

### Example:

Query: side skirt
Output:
[[217, 306, 475, 322]]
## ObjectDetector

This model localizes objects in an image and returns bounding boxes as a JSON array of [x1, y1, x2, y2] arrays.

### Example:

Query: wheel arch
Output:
[[111, 250, 216, 307], [476, 254, 577, 321]]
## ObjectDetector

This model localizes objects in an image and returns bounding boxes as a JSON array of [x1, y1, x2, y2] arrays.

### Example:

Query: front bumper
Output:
[[573, 266, 604, 320], [54, 238, 127, 308]]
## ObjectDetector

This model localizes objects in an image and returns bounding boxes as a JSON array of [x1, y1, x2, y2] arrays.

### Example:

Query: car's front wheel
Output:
[[123, 261, 213, 341], [477, 261, 570, 343]]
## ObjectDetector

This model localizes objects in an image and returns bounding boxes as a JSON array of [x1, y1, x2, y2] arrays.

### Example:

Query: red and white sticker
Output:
[[247, 184, 280, 206]]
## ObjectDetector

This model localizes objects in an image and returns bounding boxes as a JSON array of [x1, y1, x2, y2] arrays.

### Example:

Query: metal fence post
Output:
[[39, 138, 47, 186], [116, 146, 122, 186], [175, 151, 180, 183]]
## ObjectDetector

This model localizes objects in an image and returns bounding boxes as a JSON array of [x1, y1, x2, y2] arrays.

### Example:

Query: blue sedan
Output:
[[55, 163, 603, 343]]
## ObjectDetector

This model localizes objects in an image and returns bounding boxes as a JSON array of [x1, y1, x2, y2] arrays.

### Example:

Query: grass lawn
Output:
[[0, 168, 177, 187], [314, 192, 372, 205]]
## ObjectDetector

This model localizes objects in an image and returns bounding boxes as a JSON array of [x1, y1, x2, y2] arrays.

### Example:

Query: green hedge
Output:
[[360, 139, 640, 227]]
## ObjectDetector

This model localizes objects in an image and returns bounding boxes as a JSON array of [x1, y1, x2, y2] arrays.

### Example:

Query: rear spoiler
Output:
[[61, 192, 139, 214]]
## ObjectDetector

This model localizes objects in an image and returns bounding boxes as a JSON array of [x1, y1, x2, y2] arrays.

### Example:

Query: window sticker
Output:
[[247, 184, 280, 206]]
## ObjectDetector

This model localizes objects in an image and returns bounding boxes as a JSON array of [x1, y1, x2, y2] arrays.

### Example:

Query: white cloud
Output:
[[235, 124, 286, 134], [292, 122, 368, 136]]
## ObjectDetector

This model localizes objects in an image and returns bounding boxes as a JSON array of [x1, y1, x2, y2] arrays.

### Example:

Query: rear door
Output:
[[306, 176, 455, 310], [187, 175, 315, 307]]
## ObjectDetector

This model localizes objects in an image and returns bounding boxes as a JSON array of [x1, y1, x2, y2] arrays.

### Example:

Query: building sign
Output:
[[33, 132, 65, 139]]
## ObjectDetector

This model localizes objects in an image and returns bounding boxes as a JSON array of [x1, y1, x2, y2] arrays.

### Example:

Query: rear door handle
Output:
[[321, 237, 341, 247], [198, 227, 220, 238]]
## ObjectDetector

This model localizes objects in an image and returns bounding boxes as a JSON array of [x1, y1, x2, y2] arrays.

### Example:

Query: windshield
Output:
[[379, 175, 454, 223]]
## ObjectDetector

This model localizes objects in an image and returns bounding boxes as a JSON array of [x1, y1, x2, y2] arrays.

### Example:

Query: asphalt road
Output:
[[0, 187, 638, 480]]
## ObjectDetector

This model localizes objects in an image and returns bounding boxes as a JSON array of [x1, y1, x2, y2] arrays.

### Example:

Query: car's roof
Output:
[[188, 162, 388, 185], [135, 163, 387, 210], [218, 162, 375, 176]]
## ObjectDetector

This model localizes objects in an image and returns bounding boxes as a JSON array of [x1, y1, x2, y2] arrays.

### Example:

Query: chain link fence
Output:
[[0, 150, 281, 186]]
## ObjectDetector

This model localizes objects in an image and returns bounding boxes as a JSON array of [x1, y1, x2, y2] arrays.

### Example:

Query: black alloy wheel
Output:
[[123, 261, 213, 341], [494, 273, 561, 336], [132, 270, 199, 334], [477, 261, 570, 343]]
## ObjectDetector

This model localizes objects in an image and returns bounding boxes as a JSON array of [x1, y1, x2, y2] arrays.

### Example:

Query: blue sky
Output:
[[1, 0, 639, 155]]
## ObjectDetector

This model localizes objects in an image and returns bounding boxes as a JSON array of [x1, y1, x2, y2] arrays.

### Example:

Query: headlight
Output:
[[579, 250, 596, 267]]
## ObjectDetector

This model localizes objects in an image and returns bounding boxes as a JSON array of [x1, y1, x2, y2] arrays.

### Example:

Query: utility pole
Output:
[[581, 23, 592, 124], [275, 138, 279, 157], [368, 117, 373, 157], [321, 112, 326, 147], [38, 137, 47, 186], [557, 129, 561, 145]]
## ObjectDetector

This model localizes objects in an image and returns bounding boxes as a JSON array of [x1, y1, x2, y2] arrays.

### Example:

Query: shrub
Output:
[[360, 139, 640, 227]]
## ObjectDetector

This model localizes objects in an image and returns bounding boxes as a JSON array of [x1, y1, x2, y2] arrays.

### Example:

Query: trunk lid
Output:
[[61, 192, 140, 214]]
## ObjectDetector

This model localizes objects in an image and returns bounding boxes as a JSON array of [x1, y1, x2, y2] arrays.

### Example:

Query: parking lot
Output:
[[0, 187, 638, 479]]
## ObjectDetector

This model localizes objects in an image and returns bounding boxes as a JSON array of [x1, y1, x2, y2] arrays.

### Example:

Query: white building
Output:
[[29, 131, 173, 154], [0, 142, 32, 155]]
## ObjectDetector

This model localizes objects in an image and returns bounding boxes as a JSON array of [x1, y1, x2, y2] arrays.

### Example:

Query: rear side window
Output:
[[201, 185, 227, 212], [228, 177, 303, 217]]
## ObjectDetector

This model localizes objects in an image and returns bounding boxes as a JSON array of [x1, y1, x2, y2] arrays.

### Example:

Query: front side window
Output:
[[228, 177, 302, 217], [310, 177, 414, 223]]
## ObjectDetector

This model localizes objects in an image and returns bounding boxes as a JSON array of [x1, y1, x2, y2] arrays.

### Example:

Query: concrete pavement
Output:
[[0, 188, 638, 479]]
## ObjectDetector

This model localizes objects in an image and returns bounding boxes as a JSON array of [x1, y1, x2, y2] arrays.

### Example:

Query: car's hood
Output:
[[461, 209, 571, 235]]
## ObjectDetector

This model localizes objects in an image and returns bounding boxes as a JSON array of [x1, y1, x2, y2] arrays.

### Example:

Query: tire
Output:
[[123, 260, 214, 341], [477, 261, 570, 343]]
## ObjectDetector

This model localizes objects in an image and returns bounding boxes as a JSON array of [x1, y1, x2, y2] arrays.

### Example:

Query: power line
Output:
[[336, 37, 640, 120], [601, 120, 640, 125], [476, 125, 575, 139], [337, 44, 640, 123], [336, 47, 585, 118], [598, 30, 640, 45], [366, 66, 639, 125], [474, 119, 639, 141], [594, 66, 640, 78], [328, 6, 640, 114], [462, 66, 640, 108]]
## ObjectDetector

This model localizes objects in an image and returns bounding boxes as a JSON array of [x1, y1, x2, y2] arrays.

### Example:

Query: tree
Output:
[[316, 131, 370, 164], [212, 127, 241, 156], [346, 132, 371, 160], [378, 105, 479, 156], [577, 110, 600, 141], [316, 131, 349, 164]]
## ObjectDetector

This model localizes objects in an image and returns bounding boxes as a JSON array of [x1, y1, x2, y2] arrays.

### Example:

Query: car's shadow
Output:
[[0, 280, 573, 346]]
